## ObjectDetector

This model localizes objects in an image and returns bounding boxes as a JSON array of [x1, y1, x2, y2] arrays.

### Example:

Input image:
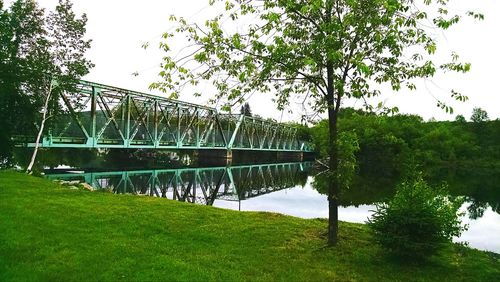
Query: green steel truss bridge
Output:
[[46, 162, 313, 206], [17, 80, 312, 152]]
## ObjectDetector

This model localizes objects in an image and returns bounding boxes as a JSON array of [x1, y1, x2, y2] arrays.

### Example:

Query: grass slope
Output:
[[1, 171, 499, 281]]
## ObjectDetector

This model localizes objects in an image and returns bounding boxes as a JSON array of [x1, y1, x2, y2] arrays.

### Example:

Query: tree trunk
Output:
[[326, 97, 339, 246], [26, 83, 53, 173], [326, 57, 340, 246]]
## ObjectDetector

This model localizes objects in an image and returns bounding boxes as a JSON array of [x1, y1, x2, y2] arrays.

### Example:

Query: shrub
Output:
[[367, 175, 466, 259]]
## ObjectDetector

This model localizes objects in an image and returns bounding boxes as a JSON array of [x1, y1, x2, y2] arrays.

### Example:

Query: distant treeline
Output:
[[307, 107, 500, 176]]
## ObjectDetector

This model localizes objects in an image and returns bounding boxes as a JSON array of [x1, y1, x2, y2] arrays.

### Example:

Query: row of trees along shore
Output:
[[308, 107, 500, 174]]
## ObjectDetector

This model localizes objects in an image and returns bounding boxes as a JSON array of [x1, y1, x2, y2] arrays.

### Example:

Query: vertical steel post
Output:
[[212, 113, 216, 147], [196, 108, 200, 147], [154, 100, 158, 147], [177, 104, 181, 148], [121, 95, 126, 138], [125, 95, 131, 147], [262, 121, 266, 149], [90, 86, 98, 146]]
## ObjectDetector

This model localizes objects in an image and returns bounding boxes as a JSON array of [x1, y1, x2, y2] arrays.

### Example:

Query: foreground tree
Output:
[[0, 0, 93, 169], [153, 0, 481, 245], [25, 0, 93, 173]]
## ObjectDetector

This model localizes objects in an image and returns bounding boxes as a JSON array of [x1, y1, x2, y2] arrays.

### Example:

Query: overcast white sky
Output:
[[7, 0, 500, 121]]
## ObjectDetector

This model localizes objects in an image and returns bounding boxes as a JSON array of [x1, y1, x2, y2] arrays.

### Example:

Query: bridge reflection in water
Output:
[[46, 162, 313, 206]]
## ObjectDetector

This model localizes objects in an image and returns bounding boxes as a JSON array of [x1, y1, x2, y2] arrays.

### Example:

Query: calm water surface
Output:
[[45, 161, 500, 254]]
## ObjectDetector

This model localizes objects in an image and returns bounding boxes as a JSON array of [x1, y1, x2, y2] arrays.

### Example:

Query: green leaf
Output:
[[231, 33, 242, 49]]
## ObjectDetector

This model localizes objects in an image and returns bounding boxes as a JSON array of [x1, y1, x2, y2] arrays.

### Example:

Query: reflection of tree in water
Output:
[[13, 148, 98, 171], [312, 170, 400, 207], [312, 165, 500, 218], [14, 147, 191, 172], [425, 166, 500, 218]]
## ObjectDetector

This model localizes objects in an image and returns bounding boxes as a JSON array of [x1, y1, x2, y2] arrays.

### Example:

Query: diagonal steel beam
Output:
[[227, 115, 245, 149]]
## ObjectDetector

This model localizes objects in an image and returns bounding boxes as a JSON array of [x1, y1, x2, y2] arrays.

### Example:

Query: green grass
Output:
[[1, 171, 499, 281]]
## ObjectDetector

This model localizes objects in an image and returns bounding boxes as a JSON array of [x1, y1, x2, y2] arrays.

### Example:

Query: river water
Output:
[[41, 157, 500, 254], [214, 177, 500, 253]]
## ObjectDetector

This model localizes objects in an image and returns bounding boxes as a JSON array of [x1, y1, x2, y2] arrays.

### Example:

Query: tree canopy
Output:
[[153, 0, 480, 113], [471, 107, 489, 123], [154, 0, 481, 245]]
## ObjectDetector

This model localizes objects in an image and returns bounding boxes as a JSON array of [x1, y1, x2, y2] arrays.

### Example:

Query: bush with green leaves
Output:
[[368, 175, 466, 259]]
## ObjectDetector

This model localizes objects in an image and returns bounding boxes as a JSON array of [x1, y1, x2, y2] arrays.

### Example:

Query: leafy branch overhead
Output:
[[151, 0, 482, 114]]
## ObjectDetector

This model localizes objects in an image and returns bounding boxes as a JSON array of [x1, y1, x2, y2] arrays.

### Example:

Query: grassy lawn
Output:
[[1, 171, 499, 281]]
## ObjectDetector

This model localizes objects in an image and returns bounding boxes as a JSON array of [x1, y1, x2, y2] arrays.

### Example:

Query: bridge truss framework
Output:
[[18, 80, 311, 152]]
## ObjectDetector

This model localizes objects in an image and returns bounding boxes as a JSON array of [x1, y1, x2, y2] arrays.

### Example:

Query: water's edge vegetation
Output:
[[1, 171, 499, 281]]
